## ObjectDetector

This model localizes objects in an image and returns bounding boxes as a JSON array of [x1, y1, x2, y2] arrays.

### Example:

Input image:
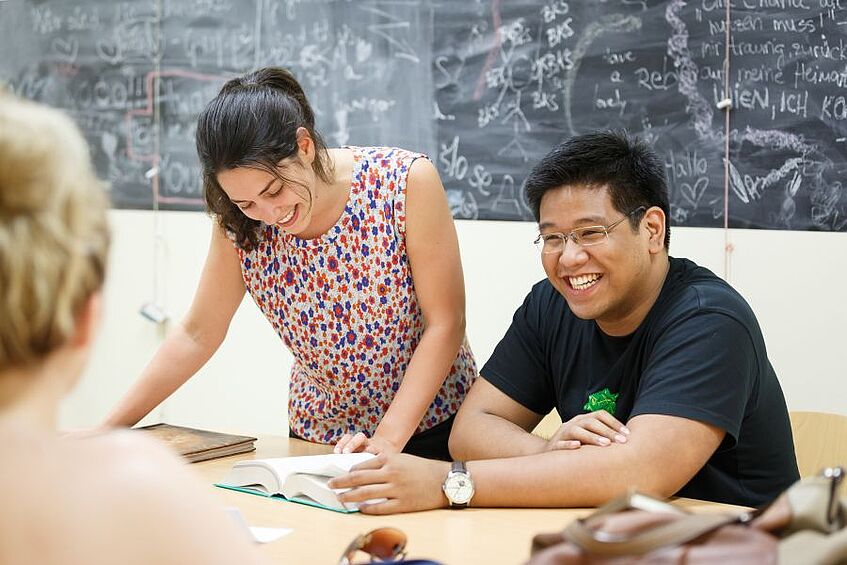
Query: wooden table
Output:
[[192, 436, 744, 565]]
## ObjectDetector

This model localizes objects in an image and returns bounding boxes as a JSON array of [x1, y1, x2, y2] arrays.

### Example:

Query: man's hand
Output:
[[544, 410, 630, 451], [333, 433, 401, 455], [329, 453, 451, 514]]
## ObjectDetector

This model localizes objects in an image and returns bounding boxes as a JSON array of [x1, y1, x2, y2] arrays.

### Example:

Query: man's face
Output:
[[538, 184, 656, 335]]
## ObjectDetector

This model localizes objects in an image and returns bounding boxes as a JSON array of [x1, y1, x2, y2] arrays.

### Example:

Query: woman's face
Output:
[[217, 130, 319, 234], [217, 158, 316, 234]]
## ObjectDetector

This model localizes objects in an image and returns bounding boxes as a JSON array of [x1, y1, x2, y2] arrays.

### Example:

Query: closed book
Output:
[[138, 423, 257, 463], [217, 453, 375, 513]]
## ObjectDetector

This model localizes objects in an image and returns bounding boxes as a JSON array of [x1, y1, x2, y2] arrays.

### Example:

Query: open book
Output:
[[217, 453, 375, 513]]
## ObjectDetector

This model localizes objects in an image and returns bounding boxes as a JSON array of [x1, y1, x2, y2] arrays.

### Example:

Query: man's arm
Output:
[[449, 377, 548, 459], [450, 378, 632, 460], [332, 412, 724, 514], [468, 413, 724, 507]]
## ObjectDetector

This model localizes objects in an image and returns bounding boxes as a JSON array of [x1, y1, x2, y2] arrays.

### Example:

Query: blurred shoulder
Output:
[[0, 428, 265, 565], [77, 429, 201, 495]]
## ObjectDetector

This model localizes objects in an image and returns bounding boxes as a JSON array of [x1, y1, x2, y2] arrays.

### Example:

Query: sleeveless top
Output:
[[236, 147, 477, 444]]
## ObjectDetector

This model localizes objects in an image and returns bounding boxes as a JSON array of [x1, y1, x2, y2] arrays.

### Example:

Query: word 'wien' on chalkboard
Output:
[[1, 0, 845, 232]]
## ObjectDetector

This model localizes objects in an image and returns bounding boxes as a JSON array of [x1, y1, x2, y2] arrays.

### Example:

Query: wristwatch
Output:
[[442, 461, 474, 509]]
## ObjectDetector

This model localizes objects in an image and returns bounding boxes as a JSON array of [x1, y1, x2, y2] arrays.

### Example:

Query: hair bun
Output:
[[0, 93, 110, 369]]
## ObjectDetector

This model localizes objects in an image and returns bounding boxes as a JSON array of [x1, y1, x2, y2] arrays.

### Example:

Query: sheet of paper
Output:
[[249, 526, 293, 544], [225, 507, 293, 544]]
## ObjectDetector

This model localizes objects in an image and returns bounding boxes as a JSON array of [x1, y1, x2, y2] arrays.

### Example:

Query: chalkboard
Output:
[[1, 0, 846, 231], [0, 0, 433, 210]]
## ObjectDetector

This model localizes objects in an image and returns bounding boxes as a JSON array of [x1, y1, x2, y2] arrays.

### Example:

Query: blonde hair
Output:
[[0, 91, 110, 369]]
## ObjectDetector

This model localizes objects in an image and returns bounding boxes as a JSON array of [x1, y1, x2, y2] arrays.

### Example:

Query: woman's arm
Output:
[[102, 224, 246, 428], [337, 158, 467, 454], [375, 157, 468, 450]]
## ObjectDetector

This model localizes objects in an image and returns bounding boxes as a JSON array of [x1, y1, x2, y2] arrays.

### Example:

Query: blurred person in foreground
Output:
[[0, 91, 265, 565]]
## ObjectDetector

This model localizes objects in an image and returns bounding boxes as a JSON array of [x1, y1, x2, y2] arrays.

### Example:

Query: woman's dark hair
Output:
[[524, 131, 671, 250], [196, 67, 333, 250]]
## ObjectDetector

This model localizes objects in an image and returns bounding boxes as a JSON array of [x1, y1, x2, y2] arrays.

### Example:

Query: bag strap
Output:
[[785, 467, 845, 535], [562, 511, 747, 557]]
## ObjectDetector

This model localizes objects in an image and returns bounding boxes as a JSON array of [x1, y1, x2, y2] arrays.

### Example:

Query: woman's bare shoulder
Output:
[[76, 428, 180, 472], [0, 429, 265, 565]]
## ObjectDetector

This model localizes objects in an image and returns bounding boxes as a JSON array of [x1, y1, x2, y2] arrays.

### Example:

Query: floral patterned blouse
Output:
[[236, 147, 477, 444]]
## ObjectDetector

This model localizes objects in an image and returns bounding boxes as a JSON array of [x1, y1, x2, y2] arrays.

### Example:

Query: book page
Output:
[[281, 474, 352, 511], [237, 452, 375, 482], [218, 453, 384, 513], [220, 452, 375, 494]]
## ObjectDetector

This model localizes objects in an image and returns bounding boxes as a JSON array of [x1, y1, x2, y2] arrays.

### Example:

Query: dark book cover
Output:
[[138, 423, 257, 463]]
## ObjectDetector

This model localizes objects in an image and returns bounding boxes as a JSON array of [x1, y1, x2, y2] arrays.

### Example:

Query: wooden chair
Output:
[[790, 411, 847, 481], [532, 410, 561, 440]]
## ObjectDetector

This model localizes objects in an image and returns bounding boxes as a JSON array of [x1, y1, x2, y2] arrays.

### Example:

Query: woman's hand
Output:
[[544, 410, 630, 451], [334, 433, 402, 455]]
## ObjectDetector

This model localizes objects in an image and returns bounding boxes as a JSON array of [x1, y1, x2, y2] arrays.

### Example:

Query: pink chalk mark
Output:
[[125, 69, 223, 206], [473, 0, 501, 101]]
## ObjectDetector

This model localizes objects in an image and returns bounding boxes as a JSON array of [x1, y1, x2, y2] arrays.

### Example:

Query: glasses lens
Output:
[[533, 237, 545, 253], [537, 234, 564, 254], [362, 527, 407, 559], [573, 227, 607, 246]]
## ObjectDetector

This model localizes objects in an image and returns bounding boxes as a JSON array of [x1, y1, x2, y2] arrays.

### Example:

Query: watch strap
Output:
[[446, 461, 471, 509]]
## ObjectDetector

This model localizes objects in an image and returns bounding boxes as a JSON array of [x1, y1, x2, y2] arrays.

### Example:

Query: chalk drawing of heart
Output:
[[680, 177, 709, 207], [51, 37, 78, 63], [96, 40, 122, 65]]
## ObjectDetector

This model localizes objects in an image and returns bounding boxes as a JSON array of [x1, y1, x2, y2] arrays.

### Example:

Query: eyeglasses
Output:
[[337, 527, 408, 564], [533, 206, 647, 255]]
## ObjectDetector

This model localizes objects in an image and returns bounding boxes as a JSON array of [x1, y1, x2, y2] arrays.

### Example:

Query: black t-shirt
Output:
[[482, 257, 799, 507]]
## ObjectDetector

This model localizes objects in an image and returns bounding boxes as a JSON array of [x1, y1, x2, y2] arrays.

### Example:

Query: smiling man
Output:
[[330, 131, 799, 514]]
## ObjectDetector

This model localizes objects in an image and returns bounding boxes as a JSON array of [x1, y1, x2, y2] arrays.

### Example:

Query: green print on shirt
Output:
[[583, 388, 619, 416]]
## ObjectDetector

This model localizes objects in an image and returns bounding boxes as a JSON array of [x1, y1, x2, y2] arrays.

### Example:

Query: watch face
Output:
[[444, 473, 474, 504]]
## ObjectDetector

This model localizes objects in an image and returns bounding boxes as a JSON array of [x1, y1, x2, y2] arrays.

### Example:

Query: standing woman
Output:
[[102, 67, 476, 460]]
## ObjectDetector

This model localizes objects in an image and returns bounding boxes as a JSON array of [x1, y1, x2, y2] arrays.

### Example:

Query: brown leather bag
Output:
[[528, 468, 847, 564]]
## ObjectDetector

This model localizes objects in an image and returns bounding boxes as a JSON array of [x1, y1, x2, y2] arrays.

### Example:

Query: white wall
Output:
[[59, 209, 847, 434]]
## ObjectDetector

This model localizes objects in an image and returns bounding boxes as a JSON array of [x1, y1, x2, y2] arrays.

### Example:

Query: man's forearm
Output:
[[450, 411, 548, 460], [335, 414, 721, 514], [463, 414, 722, 508], [467, 444, 658, 508]]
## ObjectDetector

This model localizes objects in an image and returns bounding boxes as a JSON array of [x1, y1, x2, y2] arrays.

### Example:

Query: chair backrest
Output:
[[790, 411, 847, 481], [532, 410, 561, 440]]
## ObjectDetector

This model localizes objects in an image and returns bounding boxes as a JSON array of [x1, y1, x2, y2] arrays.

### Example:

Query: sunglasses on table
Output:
[[337, 527, 408, 564]]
